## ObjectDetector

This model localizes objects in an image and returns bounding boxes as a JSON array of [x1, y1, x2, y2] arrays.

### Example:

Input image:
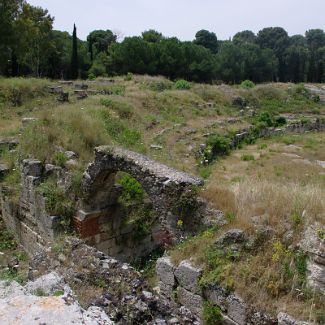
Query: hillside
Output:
[[0, 76, 324, 324]]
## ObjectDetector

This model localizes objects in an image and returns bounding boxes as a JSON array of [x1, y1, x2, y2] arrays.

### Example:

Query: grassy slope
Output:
[[0, 76, 324, 321]]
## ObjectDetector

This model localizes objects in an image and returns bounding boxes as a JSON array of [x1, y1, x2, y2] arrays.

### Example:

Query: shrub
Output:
[[88, 73, 96, 80], [88, 60, 106, 77], [174, 79, 191, 90], [275, 116, 287, 126], [203, 135, 231, 162], [70, 170, 84, 197], [37, 179, 75, 220], [203, 301, 223, 325], [240, 80, 255, 89], [147, 80, 173, 92], [255, 111, 274, 127], [241, 154, 254, 161], [53, 152, 68, 168], [119, 174, 144, 202], [259, 143, 268, 150], [124, 72, 133, 81]]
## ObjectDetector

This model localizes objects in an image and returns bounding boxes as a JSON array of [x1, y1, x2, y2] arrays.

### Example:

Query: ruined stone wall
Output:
[[0, 159, 61, 254], [75, 145, 205, 256], [156, 257, 311, 325], [1, 148, 205, 262]]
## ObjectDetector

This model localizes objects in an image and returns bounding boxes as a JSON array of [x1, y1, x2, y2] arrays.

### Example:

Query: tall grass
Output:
[[0, 78, 50, 106]]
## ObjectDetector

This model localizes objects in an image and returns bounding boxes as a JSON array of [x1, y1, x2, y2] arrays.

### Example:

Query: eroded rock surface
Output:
[[0, 273, 113, 325], [28, 237, 200, 324]]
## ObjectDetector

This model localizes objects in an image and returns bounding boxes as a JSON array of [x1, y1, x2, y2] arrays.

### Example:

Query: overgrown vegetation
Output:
[[118, 174, 156, 242], [36, 178, 75, 233], [0, 73, 324, 323]]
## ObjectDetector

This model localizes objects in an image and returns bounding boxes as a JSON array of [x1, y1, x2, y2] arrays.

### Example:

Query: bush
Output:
[[37, 179, 75, 220], [255, 111, 274, 127], [275, 116, 287, 126], [88, 73, 96, 80], [203, 135, 231, 162], [203, 301, 223, 325], [174, 79, 191, 90], [119, 174, 144, 203], [88, 60, 106, 77], [240, 80, 255, 89], [124, 72, 133, 81]]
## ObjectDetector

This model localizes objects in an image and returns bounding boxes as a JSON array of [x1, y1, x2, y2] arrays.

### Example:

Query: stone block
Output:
[[0, 163, 9, 177], [177, 286, 203, 317], [226, 294, 247, 325], [203, 285, 227, 311], [174, 260, 202, 294], [22, 159, 43, 177], [159, 281, 174, 298], [277, 312, 299, 325], [156, 257, 176, 286], [22, 118, 38, 128]]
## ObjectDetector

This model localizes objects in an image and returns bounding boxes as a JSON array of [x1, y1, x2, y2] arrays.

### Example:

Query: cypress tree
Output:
[[71, 23, 79, 79]]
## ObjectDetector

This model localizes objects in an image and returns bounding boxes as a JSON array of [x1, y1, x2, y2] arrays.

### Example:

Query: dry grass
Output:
[[233, 178, 324, 226]]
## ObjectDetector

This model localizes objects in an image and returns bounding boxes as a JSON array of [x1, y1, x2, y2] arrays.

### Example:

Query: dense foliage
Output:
[[1, 0, 325, 83]]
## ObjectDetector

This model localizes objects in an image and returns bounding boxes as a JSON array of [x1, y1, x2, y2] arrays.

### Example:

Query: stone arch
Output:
[[74, 146, 204, 260]]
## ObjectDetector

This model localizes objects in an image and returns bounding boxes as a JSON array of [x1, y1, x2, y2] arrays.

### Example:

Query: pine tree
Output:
[[70, 23, 79, 79]]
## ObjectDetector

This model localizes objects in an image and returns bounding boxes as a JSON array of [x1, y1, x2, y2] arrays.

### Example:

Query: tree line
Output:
[[1, 0, 325, 83]]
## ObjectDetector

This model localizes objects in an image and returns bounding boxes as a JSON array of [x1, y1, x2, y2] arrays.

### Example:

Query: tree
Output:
[[257, 27, 290, 81], [284, 35, 309, 82], [233, 30, 256, 45], [306, 29, 325, 82], [87, 30, 116, 59], [14, 3, 54, 76], [194, 29, 218, 53], [0, 0, 23, 75], [70, 24, 79, 79], [142, 30, 163, 43]]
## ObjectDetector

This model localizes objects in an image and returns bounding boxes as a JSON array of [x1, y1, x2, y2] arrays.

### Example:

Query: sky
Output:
[[28, 0, 325, 41]]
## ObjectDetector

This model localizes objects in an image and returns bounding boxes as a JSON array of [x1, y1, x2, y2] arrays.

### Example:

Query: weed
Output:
[[174, 79, 191, 90], [226, 212, 236, 223], [53, 290, 64, 296], [33, 288, 47, 297], [37, 179, 75, 220], [13, 251, 28, 262], [290, 213, 303, 228], [70, 170, 84, 197], [203, 301, 223, 325], [51, 242, 65, 255], [259, 143, 268, 150], [241, 154, 254, 161], [317, 229, 325, 241], [199, 166, 212, 179], [0, 221, 17, 250], [53, 152, 68, 168], [0, 269, 26, 285]]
